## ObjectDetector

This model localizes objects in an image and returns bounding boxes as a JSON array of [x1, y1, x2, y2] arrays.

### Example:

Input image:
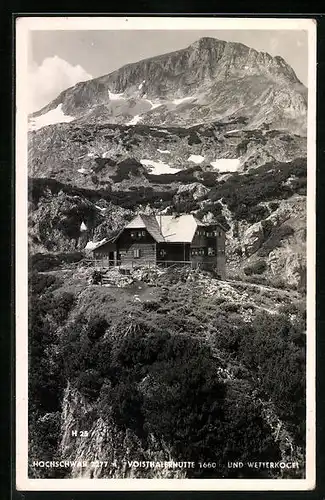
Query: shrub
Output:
[[75, 369, 103, 401], [91, 270, 102, 285], [258, 225, 295, 257], [30, 252, 83, 272], [238, 311, 306, 441], [110, 380, 144, 433], [269, 278, 289, 290], [51, 292, 75, 323], [222, 302, 241, 313], [29, 271, 62, 295], [206, 157, 306, 222], [244, 259, 267, 276], [243, 275, 267, 285], [87, 317, 109, 341], [269, 202, 279, 212]]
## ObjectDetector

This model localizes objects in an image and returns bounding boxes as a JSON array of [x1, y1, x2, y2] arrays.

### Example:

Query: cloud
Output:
[[269, 37, 279, 53], [28, 56, 93, 112]]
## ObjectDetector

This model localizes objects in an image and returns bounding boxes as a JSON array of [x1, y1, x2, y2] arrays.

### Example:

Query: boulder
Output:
[[241, 222, 264, 256], [175, 182, 209, 201]]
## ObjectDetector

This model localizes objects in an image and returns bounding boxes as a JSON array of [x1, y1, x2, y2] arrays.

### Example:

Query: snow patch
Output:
[[188, 155, 205, 164], [127, 115, 141, 126], [157, 149, 170, 154], [146, 99, 162, 110], [225, 129, 241, 135], [173, 96, 193, 106], [210, 159, 241, 172], [108, 89, 124, 100], [77, 168, 87, 174], [85, 238, 106, 250], [140, 159, 181, 175], [29, 104, 74, 130], [95, 205, 106, 211], [80, 221, 87, 231], [138, 80, 146, 90]]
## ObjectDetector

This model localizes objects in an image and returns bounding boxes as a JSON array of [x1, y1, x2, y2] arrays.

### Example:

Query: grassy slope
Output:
[[28, 265, 306, 479]]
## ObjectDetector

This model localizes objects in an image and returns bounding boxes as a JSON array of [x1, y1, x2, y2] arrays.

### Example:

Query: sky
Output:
[[28, 30, 308, 112]]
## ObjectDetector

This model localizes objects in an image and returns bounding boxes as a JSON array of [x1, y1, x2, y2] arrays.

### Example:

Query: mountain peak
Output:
[[189, 36, 224, 48], [31, 36, 306, 135]]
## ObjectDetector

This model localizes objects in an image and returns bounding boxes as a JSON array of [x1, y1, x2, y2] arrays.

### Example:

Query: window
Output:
[[213, 230, 217, 237], [141, 230, 146, 237], [137, 231, 143, 238], [208, 247, 215, 256], [130, 232, 135, 238], [133, 248, 141, 258], [159, 249, 167, 257]]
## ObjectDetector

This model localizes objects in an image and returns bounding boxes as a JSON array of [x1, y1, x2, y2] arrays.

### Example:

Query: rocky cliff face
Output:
[[59, 383, 185, 479], [31, 37, 307, 134], [225, 195, 306, 288]]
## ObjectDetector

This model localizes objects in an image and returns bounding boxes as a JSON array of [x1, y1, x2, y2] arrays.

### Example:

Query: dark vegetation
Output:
[[29, 177, 176, 210], [30, 252, 83, 272], [111, 158, 146, 182], [206, 157, 306, 223], [28, 272, 71, 477], [29, 156, 306, 230], [257, 224, 295, 257], [244, 259, 268, 276], [28, 269, 306, 479]]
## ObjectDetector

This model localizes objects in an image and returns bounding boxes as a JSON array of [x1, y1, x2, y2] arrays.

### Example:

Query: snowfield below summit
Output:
[[157, 149, 171, 154], [210, 159, 241, 172], [140, 159, 182, 175], [107, 90, 124, 100], [127, 115, 142, 126], [29, 104, 75, 130], [188, 155, 205, 164], [173, 96, 194, 106], [85, 238, 107, 251]]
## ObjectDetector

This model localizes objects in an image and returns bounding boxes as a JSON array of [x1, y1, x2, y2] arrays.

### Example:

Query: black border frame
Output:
[[2, 10, 324, 500]]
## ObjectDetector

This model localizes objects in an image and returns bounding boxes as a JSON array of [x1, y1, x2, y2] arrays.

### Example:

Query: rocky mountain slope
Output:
[[29, 155, 306, 288], [28, 36, 307, 289], [28, 119, 306, 187], [30, 37, 307, 135], [29, 266, 306, 479], [27, 37, 308, 481]]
